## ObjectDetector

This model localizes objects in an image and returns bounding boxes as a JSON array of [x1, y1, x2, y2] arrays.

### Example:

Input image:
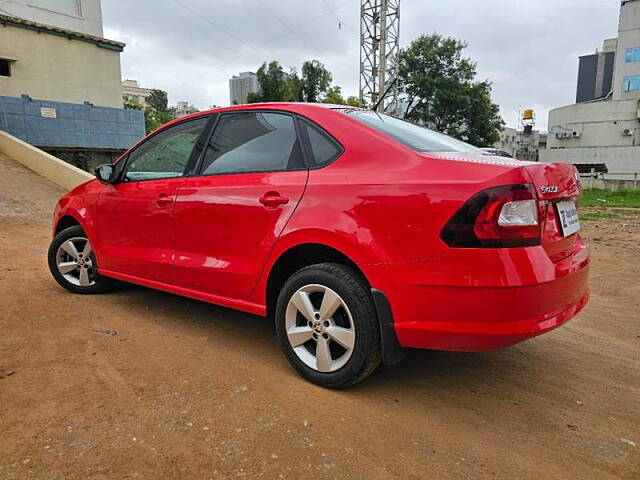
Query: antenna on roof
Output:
[[371, 77, 398, 113]]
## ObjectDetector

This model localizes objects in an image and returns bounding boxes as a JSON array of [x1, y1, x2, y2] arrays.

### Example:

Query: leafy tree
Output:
[[464, 82, 503, 146], [301, 60, 332, 102], [124, 95, 172, 134], [322, 85, 346, 104], [284, 67, 304, 102], [249, 61, 287, 102], [147, 89, 169, 113], [398, 33, 504, 146], [345, 96, 365, 108]]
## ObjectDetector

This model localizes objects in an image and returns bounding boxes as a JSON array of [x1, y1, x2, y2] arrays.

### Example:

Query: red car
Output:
[[48, 103, 589, 388]]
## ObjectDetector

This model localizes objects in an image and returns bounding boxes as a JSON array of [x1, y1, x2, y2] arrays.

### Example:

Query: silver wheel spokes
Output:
[[285, 285, 356, 373], [56, 237, 95, 287]]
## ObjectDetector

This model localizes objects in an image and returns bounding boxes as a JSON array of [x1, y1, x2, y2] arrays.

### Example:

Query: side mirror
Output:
[[95, 164, 115, 184]]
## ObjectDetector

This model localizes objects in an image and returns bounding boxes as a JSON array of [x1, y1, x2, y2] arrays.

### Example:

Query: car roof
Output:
[[153, 103, 364, 134]]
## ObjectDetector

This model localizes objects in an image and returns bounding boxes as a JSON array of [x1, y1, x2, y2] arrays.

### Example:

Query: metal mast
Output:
[[360, 0, 400, 112]]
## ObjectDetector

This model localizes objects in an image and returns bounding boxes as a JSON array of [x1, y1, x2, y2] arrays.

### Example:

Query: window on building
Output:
[[625, 47, 640, 63], [29, 0, 81, 17], [0, 59, 11, 77], [623, 75, 640, 92]]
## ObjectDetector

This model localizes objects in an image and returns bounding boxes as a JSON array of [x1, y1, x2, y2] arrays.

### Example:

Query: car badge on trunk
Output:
[[540, 186, 559, 194]]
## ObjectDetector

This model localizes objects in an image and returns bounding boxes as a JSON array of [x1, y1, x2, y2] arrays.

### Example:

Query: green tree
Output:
[[147, 89, 169, 113], [398, 33, 504, 146], [249, 61, 287, 102], [284, 67, 304, 102], [301, 60, 332, 102], [124, 96, 172, 134], [321, 85, 346, 104], [345, 96, 365, 108]]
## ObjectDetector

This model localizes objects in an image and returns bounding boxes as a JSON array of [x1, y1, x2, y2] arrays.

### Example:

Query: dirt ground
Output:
[[1, 153, 639, 480]]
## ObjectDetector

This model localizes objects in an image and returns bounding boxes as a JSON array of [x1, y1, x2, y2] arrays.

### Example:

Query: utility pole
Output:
[[359, 0, 400, 112]]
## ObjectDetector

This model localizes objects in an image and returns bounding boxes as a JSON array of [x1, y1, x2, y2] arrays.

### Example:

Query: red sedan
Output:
[[48, 103, 589, 388]]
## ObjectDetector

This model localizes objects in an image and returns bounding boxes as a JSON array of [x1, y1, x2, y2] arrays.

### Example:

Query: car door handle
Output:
[[155, 193, 173, 208], [259, 192, 289, 208]]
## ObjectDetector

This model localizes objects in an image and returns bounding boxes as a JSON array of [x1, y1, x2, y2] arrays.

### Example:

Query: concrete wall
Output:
[[0, 21, 123, 108], [0, 95, 145, 150], [547, 99, 640, 149], [0, 0, 103, 36], [0, 130, 93, 191], [540, 146, 640, 175]]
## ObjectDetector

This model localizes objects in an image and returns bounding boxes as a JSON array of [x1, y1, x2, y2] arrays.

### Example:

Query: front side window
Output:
[[625, 47, 640, 63], [124, 117, 208, 182], [623, 75, 640, 92], [344, 110, 483, 153], [30, 0, 81, 16], [200, 112, 304, 175]]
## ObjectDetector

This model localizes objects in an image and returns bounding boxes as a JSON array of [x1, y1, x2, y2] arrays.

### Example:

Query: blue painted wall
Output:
[[0, 95, 145, 150]]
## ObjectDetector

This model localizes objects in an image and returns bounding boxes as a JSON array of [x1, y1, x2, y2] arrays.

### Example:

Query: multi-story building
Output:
[[494, 127, 548, 161], [0, 0, 144, 171], [122, 79, 154, 108], [173, 101, 199, 118], [229, 72, 259, 105], [542, 0, 640, 175], [0, 0, 104, 36]]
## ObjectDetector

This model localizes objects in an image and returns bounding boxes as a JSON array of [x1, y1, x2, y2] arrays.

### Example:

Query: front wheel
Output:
[[48, 225, 116, 294], [275, 263, 381, 389]]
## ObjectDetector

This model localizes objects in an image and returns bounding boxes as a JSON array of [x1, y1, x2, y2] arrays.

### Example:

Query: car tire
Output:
[[48, 225, 116, 294], [275, 263, 381, 389]]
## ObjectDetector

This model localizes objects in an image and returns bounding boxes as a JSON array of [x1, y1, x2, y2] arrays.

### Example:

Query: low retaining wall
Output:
[[0, 130, 93, 191]]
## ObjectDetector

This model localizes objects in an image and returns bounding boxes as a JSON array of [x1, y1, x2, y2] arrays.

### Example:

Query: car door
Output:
[[173, 111, 309, 299], [95, 115, 210, 283]]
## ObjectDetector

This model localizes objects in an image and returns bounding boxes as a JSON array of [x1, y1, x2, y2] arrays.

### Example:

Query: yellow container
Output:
[[523, 109, 534, 120]]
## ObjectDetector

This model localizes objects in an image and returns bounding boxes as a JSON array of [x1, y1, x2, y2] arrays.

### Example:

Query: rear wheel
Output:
[[48, 225, 116, 294], [275, 263, 381, 389]]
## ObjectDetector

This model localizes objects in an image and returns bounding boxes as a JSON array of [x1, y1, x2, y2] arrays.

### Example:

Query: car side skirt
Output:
[[99, 269, 267, 317]]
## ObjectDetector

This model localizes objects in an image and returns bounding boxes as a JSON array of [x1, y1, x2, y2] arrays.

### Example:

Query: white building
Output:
[[495, 127, 548, 161], [173, 101, 198, 118], [541, 0, 640, 175], [122, 79, 154, 108], [0, 0, 103, 36], [229, 72, 259, 105]]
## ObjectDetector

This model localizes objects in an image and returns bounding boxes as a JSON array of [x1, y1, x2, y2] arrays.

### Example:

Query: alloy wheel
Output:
[[285, 284, 356, 373], [55, 237, 95, 287]]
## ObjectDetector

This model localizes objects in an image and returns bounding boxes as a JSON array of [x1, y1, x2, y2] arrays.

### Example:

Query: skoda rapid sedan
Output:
[[48, 103, 589, 388]]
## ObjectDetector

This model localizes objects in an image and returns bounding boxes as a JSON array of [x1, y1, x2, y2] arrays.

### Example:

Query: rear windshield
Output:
[[344, 110, 484, 153]]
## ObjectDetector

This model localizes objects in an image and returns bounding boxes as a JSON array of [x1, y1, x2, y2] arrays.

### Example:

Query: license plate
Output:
[[556, 200, 580, 237]]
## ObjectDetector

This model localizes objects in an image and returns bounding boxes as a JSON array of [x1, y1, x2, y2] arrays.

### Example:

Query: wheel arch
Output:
[[55, 214, 82, 235], [264, 243, 371, 321]]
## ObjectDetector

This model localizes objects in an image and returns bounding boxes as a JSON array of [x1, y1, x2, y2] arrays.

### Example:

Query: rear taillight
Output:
[[441, 184, 541, 248]]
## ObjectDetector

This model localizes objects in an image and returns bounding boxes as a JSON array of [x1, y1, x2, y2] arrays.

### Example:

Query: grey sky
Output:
[[103, 0, 621, 131]]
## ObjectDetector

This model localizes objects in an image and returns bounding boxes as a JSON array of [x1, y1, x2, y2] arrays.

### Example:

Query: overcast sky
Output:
[[103, 0, 621, 131]]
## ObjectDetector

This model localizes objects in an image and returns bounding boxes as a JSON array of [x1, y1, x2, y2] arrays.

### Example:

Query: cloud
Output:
[[103, 0, 620, 130]]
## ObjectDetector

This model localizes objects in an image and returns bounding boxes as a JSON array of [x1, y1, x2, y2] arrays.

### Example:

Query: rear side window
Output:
[[200, 112, 304, 175], [344, 110, 483, 153], [300, 120, 342, 167]]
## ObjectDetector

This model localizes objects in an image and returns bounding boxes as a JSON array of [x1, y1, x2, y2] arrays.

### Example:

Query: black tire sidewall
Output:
[[275, 263, 380, 389]]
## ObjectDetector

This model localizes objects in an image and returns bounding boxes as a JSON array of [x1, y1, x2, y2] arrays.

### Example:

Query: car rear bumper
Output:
[[368, 237, 590, 352]]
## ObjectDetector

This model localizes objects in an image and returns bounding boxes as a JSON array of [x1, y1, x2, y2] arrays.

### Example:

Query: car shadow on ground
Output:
[[103, 282, 549, 396]]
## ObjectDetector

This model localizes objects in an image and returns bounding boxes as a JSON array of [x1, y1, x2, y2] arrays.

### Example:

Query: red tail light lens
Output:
[[441, 184, 541, 248]]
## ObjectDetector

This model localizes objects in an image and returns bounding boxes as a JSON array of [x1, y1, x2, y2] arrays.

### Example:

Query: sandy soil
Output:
[[1, 154, 638, 479]]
